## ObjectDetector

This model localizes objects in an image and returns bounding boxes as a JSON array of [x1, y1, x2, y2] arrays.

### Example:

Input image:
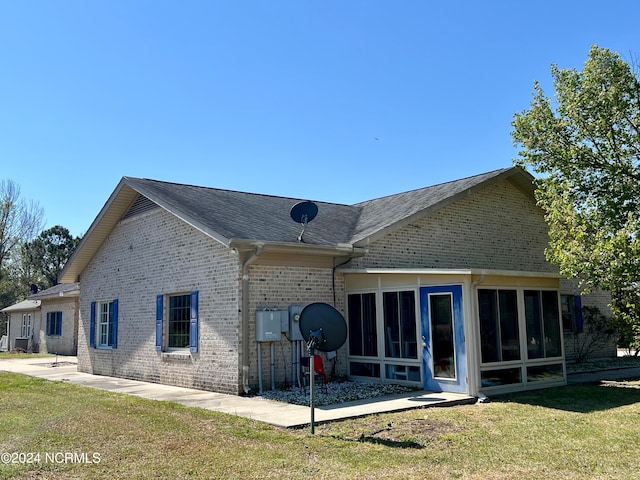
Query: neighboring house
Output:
[[58, 167, 614, 397], [1, 299, 40, 352], [1, 283, 80, 355]]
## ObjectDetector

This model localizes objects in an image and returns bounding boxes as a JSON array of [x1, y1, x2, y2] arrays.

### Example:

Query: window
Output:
[[46, 311, 62, 336], [348, 293, 377, 357], [527, 364, 564, 382], [525, 290, 562, 359], [90, 300, 118, 349], [348, 290, 421, 384], [478, 289, 520, 363], [481, 367, 522, 387], [561, 294, 583, 333], [383, 291, 417, 359], [385, 364, 421, 381], [429, 293, 456, 379], [349, 362, 380, 378], [156, 291, 199, 352], [478, 288, 564, 389], [21, 314, 32, 337], [168, 294, 190, 348]]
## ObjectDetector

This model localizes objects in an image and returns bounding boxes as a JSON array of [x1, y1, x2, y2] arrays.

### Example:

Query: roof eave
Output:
[[229, 238, 366, 258], [59, 179, 140, 283], [59, 177, 236, 283], [1, 300, 41, 313], [338, 267, 560, 278]]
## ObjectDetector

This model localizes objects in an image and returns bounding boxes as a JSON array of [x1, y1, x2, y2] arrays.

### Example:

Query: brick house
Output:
[[1, 283, 79, 355], [58, 167, 614, 396]]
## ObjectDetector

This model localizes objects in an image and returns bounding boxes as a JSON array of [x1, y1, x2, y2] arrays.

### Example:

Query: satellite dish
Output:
[[290, 201, 318, 242], [299, 302, 348, 434], [290, 200, 318, 224], [299, 302, 347, 352]]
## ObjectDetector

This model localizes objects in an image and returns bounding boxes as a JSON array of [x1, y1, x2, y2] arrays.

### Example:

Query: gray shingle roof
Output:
[[1, 299, 40, 313], [124, 178, 361, 246], [351, 167, 515, 244], [59, 166, 533, 283], [125, 167, 522, 247], [28, 283, 79, 300]]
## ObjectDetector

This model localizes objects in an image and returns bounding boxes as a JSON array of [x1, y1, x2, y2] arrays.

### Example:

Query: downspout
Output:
[[241, 245, 263, 394], [332, 257, 354, 307]]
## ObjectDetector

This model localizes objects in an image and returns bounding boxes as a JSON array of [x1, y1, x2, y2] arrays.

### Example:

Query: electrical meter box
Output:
[[255, 310, 282, 342], [288, 305, 305, 341]]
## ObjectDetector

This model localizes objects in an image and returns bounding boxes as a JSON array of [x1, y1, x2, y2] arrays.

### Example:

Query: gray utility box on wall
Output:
[[288, 305, 305, 341], [255, 310, 287, 342]]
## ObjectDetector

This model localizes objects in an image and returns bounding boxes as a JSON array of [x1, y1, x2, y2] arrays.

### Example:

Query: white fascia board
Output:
[[338, 267, 474, 275], [338, 267, 561, 278], [229, 239, 366, 257]]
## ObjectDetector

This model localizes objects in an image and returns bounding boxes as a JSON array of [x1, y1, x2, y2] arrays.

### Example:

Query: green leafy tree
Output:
[[611, 288, 640, 355], [511, 45, 640, 328], [22, 225, 80, 289]]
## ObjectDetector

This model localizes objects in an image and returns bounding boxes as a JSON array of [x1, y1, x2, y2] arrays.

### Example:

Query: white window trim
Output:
[[97, 300, 113, 349], [21, 314, 32, 338]]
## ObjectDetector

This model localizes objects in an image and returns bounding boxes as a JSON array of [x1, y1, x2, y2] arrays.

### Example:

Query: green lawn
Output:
[[1, 372, 639, 479], [0, 352, 57, 360]]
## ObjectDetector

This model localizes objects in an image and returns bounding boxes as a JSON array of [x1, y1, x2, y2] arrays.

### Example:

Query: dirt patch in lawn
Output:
[[340, 415, 464, 449]]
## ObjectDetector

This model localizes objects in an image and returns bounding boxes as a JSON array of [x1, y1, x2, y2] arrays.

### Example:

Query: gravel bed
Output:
[[258, 380, 419, 406]]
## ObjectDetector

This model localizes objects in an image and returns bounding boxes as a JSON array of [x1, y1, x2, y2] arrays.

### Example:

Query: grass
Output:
[[1, 372, 640, 479], [0, 352, 57, 360]]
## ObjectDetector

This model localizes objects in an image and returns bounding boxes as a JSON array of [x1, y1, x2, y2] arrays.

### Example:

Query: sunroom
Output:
[[343, 270, 566, 396]]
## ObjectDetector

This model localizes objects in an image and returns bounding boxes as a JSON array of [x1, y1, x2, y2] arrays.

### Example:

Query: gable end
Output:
[[122, 194, 160, 221]]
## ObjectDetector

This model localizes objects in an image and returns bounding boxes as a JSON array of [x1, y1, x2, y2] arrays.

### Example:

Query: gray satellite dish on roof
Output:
[[299, 302, 348, 434], [290, 200, 318, 242]]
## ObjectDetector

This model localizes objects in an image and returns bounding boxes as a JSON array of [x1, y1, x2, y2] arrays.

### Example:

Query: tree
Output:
[[0, 180, 44, 333], [22, 225, 80, 289], [511, 45, 640, 326], [0, 179, 44, 276]]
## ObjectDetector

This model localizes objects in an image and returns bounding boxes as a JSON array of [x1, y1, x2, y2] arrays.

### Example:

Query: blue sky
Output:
[[1, 1, 638, 237]]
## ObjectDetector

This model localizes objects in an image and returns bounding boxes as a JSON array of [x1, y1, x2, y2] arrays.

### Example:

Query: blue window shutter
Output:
[[90, 302, 96, 348], [111, 299, 119, 348], [574, 295, 583, 333], [156, 295, 163, 351], [190, 290, 199, 353]]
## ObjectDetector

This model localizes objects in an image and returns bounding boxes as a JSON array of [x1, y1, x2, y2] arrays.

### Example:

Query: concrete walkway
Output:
[[567, 365, 640, 384], [0, 356, 475, 428], [5, 356, 639, 429]]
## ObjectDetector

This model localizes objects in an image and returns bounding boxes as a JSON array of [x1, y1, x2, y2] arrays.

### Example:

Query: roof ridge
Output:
[[125, 177, 352, 207]]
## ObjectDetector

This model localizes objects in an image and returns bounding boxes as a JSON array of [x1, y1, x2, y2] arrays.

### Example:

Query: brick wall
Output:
[[560, 279, 616, 361], [78, 208, 242, 394], [351, 179, 555, 273], [38, 297, 79, 355], [75, 177, 616, 394], [348, 178, 616, 364], [246, 264, 346, 391]]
